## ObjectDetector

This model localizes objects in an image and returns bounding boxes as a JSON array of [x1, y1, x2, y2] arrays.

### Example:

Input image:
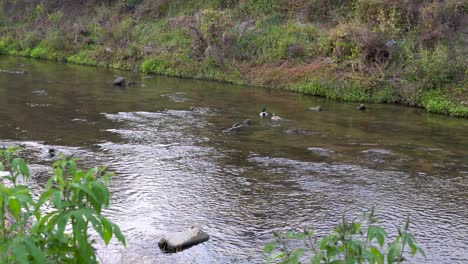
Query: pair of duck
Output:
[[259, 108, 283, 121]]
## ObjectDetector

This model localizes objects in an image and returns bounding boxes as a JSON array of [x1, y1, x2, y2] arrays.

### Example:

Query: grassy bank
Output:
[[0, 0, 467, 116]]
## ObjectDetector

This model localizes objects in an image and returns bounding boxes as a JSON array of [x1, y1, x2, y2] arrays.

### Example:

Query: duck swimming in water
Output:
[[259, 108, 268, 118], [271, 113, 283, 121], [48, 148, 56, 158]]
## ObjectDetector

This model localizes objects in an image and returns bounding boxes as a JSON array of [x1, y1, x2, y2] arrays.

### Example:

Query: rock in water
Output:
[[357, 104, 367, 111], [222, 119, 253, 133], [307, 147, 335, 157], [113, 76, 126, 86], [158, 227, 210, 253], [308, 106, 322, 111]]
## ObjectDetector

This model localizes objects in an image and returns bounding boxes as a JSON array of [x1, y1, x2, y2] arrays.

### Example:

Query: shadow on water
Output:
[[1, 56, 468, 263]]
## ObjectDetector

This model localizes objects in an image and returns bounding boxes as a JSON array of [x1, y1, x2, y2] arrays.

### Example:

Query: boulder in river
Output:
[[308, 106, 322, 111], [113, 76, 126, 86], [223, 119, 253, 133], [158, 227, 210, 253], [357, 104, 367, 111]]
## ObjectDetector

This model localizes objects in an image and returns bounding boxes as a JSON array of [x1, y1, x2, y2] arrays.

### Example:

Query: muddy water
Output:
[[1, 56, 467, 263]]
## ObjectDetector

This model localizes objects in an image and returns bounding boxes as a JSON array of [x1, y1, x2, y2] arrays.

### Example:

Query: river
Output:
[[1, 56, 467, 263]]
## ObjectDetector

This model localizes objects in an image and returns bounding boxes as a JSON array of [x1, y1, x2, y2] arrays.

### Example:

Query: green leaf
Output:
[[11, 239, 29, 264], [264, 242, 278, 253], [17, 159, 30, 177], [387, 241, 402, 264], [370, 246, 384, 264], [327, 245, 340, 259], [23, 237, 47, 263], [0, 161, 5, 171], [330, 260, 344, 264], [53, 190, 62, 209], [101, 217, 113, 244], [112, 222, 126, 246], [368, 225, 387, 248], [286, 231, 306, 239], [9, 197, 21, 220], [71, 182, 100, 203], [289, 248, 305, 262]]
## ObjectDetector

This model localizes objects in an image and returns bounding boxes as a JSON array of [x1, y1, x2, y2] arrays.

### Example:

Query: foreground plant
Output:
[[0, 147, 125, 263], [265, 207, 425, 264]]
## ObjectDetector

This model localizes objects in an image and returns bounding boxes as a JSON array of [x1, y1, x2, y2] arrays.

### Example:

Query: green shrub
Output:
[[0, 147, 126, 263], [0, 37, 16, 55], [114, 17, 135, 41], [67, 52, 98, 66], [422, 90, 468, 117], [20, 32, 41, 50], [420, 45, 453, 89], [30, 46, 48, 59], [265, 207, 425, 264], [141, 57, 172, 74], [45, 32, 67, 51], [354, 0, 414, 37]]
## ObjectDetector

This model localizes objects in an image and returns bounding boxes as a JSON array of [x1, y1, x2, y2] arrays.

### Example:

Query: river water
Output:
[[1, 56, 467, 263]]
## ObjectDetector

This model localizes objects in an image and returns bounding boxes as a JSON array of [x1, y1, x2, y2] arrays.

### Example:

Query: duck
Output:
[[271, 113, 283, 121], [259, 108, 268, 118], [48, 148, 56, 158]]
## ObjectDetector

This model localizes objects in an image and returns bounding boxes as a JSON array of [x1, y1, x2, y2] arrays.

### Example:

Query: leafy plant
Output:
[[265, 207, 425, 264], [0, 147, 125, 263]]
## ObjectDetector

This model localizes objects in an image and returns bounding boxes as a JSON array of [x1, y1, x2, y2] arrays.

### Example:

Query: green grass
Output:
[[422, 90, 468, 117], [67, 52, 98, 66]]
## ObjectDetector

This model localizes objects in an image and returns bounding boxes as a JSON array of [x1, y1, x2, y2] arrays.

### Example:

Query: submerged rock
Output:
[[223, 119, 253, 133], [308, 106, 322, 111], [361, 149, 394, 156], [158, 227, 210, 253], [307, 147, 335, 157], [284, 128, 314, 135], [113, 76, 126, 86]]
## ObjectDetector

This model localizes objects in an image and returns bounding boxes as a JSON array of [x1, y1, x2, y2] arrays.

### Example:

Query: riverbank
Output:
[[1, 0, 467, 116]]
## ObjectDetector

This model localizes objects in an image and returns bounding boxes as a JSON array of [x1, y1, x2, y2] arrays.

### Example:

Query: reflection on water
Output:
[[1, 56, 468, 263]]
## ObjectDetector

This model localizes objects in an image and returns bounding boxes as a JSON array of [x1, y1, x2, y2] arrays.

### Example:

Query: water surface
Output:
[[1, 56, 467, 263]]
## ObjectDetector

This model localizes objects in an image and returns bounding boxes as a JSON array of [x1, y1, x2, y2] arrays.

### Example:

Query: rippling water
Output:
[[1, 56, 467, 263]]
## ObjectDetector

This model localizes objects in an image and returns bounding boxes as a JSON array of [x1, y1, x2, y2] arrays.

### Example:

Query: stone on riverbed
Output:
[[222, 119, 253, 133], [113, 76, 126, 86], [308, 106, 322, 111], [307, 147, 335, 157], [158, 227, 210, 253]]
